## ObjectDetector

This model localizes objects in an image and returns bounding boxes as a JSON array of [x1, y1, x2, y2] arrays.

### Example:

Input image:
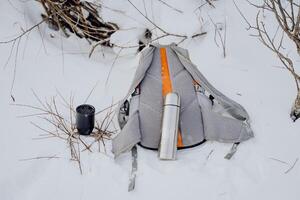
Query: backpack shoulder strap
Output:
[[116, 46, 155, 124]]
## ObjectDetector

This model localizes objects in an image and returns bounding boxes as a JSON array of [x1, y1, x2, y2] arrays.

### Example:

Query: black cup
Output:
[[76, 104, 95, 135]]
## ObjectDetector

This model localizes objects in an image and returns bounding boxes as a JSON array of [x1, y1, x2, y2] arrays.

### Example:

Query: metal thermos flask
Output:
[[159, 92, 181, 160]]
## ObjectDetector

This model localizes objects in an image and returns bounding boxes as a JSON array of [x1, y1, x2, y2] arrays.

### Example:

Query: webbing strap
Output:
[[224, 143, 240, 160], [160, 48, 183, 148], [128, 145, 138, 192]]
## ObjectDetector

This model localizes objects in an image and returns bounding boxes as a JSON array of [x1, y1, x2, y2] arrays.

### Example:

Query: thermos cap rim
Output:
[[164, 92, 180, 106]]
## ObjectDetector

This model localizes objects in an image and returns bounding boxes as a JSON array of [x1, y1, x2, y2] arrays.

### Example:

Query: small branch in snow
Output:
[[208, 15, 227, 58], [191, 32, 208, 38], [206, 149, 214, 160], [237, 0, 300, 121], [232, 0, 252, 30], [105, 47, 123, 86], [0, 20, 46, 102], [0, 20, 45, 44], [19, 155, 60, 161], [89, 38, 110, 58], [37, 0, 118, 46], [2, 40, 16, 70], [268, 156, 299, 174], [195, 0, 216, 11], [156, 0, 183, 14], [268, 157, 289, 165], [14, 91, 117, 174], [205, 0, 216, 8], [285, 158, 299, 174], [126, 0, 188, 43]]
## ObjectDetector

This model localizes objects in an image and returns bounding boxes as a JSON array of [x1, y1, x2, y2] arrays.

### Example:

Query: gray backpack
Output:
[[112, 43, 253, 157]]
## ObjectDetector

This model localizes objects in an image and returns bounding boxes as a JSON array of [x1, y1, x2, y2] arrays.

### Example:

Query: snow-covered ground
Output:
[[1, 0, 300, 199]]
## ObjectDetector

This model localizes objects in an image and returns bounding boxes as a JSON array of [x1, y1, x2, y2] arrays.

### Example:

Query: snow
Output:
[[1, 0, 300, 200]]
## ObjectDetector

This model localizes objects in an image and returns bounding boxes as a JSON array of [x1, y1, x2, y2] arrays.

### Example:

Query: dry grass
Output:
[[14, 90, 117, 174], [37, 0, 119, 46]]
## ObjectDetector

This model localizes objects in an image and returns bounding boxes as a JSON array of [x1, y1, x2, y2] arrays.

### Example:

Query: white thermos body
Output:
[[159, 92, 181, 160]]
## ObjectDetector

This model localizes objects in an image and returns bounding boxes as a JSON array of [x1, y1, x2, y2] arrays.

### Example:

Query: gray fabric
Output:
[[180, 98, 205, 146], [171, 44, 250, 122], [129, 95, 140, 116], [172, 69, 197, 111], [112, 111, 141, 157], [196, 91, 252, 142], [116, 47, 155, 115], [112, 43, 254, 157]]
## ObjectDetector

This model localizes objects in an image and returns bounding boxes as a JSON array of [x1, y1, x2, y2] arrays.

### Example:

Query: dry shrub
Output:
[[234, 0, 300, 121], [15, 91, 117, 174], [38, 0, 119, 46]]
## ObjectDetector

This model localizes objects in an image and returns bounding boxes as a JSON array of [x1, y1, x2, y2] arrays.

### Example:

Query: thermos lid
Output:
[[164, 92, 180, 106]]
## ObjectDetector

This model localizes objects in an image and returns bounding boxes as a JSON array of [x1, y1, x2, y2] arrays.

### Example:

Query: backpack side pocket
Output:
[[112, 111, 142, 157], [196, 91, 251, 143]]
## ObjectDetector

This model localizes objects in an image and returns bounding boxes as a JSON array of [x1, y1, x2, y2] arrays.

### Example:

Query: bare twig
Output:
[[105, 47, 123, 85], [195, 0, 216, 11], [126, 0, 189, 43], [206, 149, 214, 160], [10, 37, 21, 102], [156, 0, 183, 14], [208, 15, 227, 57], [19, 155, 60, 161], [90, 0, 206, 53], [15, 92, 116, 174], [232, 0, 252, 30], [245, 0, 300, 121], [36, 0, 118, 46], [285, 158, 299, 174], [0, 20, 45, 44], [83, 80, 100, 104], [2, 40, 16, 70], [268, 157, 289, 165]]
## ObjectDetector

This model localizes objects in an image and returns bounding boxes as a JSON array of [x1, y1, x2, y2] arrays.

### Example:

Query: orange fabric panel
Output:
[[160, 48, 184, 148], [177, 130, 183, 148], [160, 48, 173, 96]]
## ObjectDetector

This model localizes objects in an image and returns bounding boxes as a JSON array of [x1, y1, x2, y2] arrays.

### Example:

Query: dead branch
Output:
[[208, 15, 227, 57], [156, 0, 183, 14], [285, 157, 299, 174], [232, 0, 252, 30], [15, 91, 116, 174], [19, 155, 60, 161], [256, 10, 300, 121], [1, 1, 119, 62], [264, 0, 300, 55], [90, 0, 206, 54], [205, 0, 216, 8], [127, 0, 186, 40], [0, 20, 45, 102], [37, 0, 119, 46], [2, 40, 16, 70], [206, 149, 214, 160], [0, 20, 45, 44], [236, 0, 300, 121], [268, 157, 289, 165], [195, 0, 217, 11], [268, 156, 299, 174]]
